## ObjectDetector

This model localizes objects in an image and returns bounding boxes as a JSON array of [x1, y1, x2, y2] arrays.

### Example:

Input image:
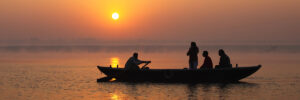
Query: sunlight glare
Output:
[[111, 93, 120, 100], [112, 12, 119, 20], [111, 57, 119, 68], [109, 78, 117, 82]]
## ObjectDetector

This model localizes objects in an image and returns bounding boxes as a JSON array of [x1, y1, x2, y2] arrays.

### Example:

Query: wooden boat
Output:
[[97, 65, 261, 82]]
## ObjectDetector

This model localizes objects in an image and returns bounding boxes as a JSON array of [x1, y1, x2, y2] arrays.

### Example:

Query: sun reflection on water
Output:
[[111, 93, 120, 100], [111, 57, 119, 68], [109, 78, 116, 82]]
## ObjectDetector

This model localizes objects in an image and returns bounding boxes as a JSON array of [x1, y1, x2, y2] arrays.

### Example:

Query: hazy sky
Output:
[[0, 0, 299, 45]]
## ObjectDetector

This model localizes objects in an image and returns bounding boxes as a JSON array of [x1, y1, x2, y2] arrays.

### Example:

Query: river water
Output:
[[0, 45, 299, 100]]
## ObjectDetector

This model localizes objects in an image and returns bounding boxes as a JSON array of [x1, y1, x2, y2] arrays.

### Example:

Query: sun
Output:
[[112, 12, 119, 20]]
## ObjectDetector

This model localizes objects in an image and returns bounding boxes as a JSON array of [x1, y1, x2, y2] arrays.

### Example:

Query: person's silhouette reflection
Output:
[[187, 84, 198, 100]]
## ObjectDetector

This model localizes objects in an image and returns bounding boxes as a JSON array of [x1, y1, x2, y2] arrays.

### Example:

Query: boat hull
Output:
[[97, 65, 261, 82]]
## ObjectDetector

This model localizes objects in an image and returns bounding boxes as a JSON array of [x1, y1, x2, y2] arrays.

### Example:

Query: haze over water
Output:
[[0, 44, 299, 100]]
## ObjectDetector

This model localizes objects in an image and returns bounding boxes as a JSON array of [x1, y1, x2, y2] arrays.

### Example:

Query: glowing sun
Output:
[[112, 12, 119, 20]]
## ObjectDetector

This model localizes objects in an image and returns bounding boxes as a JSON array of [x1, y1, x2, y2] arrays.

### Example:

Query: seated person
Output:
[[200, 51, 213, 69], [215, 49, 232, 69], [124, 52, 151, 70]]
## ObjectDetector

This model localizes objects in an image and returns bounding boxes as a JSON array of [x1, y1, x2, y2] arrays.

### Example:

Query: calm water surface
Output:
[[0, 45, 299, 100]]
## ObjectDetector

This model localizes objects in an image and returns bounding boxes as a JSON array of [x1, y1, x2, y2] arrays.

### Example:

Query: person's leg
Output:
[[215, 65, 221, 69], [190, 61, 197, 70], [193, 61, 198, 69], [144, 67, 149, 70], [134, 65, 140, 70], [189, 62, 193, 70]]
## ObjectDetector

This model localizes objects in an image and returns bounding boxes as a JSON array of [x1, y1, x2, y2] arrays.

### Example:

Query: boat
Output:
[[97, 65, 261, 82]]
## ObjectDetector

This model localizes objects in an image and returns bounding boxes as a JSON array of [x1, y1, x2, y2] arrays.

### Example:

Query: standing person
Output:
[[215, 49, 232, 69], [124, 52, 151, 70], [200, 51, 213, 69], [187, 42, 199, 70]]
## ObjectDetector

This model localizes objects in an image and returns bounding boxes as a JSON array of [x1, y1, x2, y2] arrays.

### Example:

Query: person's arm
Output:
[[134, 59, 150, 65], [140, 60, 148, 63], [208, 57, 213, 68], [202, 57, 210, 68], [133, 59, 142, 65], [219, 57, 223, 65], [142, 60, 151, 63], [200, 60, 204, 68], [227, 56, 231, 65], [187, 48, 191, 56]]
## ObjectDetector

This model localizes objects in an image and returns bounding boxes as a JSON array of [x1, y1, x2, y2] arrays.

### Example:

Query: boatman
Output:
[[124, 52, 151, 70]]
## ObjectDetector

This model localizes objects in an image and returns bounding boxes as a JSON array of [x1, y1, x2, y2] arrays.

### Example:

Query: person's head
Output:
[[133, 52, 138, 59], [190, 42, 196, 47], [218, 49, 225, 56], [202, 51, 209, 57]]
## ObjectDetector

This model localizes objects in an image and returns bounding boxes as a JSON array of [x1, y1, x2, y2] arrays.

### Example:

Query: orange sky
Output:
[[0, 0, 299, 45]]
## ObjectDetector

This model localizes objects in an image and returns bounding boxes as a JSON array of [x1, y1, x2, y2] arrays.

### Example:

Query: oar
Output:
[[141, 61, 151, 69]]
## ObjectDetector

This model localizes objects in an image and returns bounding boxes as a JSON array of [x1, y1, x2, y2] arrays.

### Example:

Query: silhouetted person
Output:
[[200, 51, 213, 69], [187, 42, 199, 70], [124, 52, 151, 70], [215, 49, 232, 69]]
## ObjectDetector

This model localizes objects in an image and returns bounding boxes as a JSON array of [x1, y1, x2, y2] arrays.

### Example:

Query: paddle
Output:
[[141, 61, 151, 69]]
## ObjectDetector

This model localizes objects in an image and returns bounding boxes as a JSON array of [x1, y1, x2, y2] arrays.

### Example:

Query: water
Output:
[[0, 45, 299, 100]]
